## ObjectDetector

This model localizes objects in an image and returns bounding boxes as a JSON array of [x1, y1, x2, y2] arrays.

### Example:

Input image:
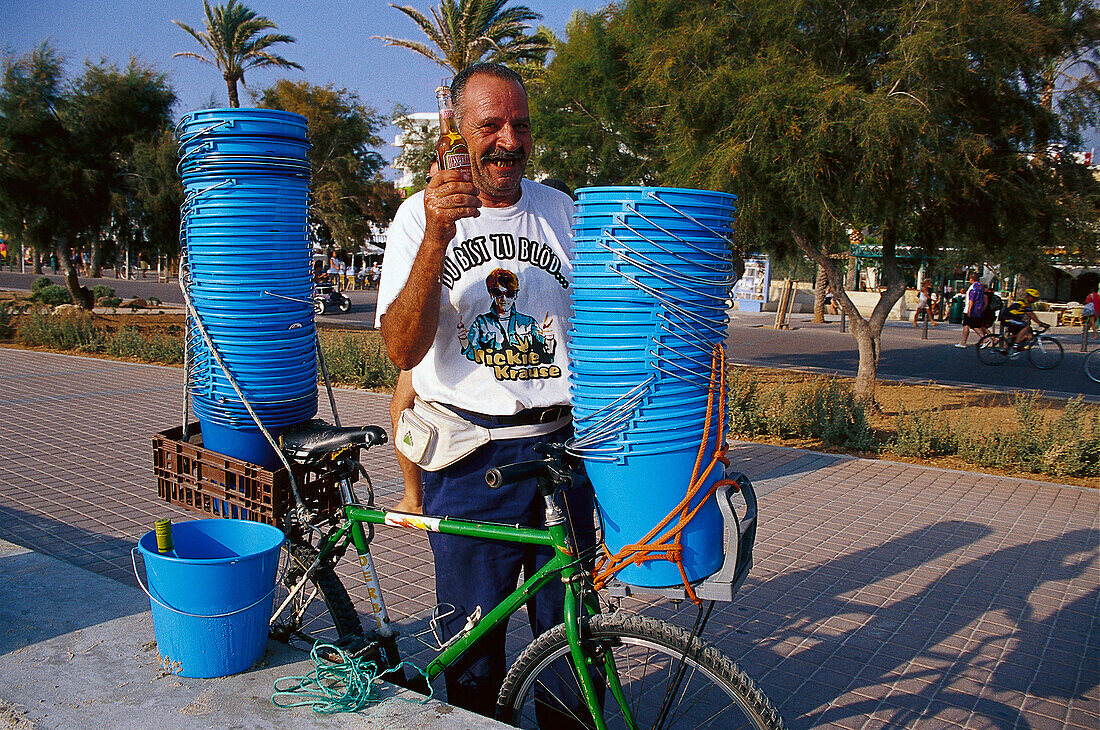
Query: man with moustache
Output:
[[376, 63, 593, 717]]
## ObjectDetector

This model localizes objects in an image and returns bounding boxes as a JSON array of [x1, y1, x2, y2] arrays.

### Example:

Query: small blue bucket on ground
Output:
[[135, 519, 284, 678]]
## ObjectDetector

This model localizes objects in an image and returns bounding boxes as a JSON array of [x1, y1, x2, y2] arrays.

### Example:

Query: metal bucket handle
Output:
[[131, 546, 284, 619], [601, 215, 728, 265], [596, 214, 732, 271], [176, 118, 233, 146], [644, 191, 736, 243], [598, 235, 736, 289]]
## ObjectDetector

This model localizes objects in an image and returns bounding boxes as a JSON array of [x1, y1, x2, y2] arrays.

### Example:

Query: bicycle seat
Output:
[[280, 419, 387, 462]]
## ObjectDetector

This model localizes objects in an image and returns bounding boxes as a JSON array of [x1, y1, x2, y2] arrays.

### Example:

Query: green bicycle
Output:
[[268, 423, 786, 729]]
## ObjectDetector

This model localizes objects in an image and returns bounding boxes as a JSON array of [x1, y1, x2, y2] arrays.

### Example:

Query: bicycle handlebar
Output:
[[485, 442, 575, 492], [485, 460, 548, 489]]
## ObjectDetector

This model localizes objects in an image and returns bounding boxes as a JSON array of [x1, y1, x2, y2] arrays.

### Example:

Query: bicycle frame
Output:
[[293, 500, 631, 729]]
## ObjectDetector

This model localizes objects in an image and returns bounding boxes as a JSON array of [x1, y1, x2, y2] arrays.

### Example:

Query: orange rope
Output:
[[591, 344, 738, 604]]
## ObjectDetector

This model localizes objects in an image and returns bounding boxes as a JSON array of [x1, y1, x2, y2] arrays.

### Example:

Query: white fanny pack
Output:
[[395, 398, 571, 472]]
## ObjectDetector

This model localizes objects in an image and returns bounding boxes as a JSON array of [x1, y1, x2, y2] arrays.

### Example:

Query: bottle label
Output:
[[440, 109, 455, 119], [443, 150, 470, 170]]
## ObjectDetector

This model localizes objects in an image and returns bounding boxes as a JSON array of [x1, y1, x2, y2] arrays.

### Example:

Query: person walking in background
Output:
[[1083, 286, 1100, 334], [956, 272, 986, 348], [913, 280, 937, 327]]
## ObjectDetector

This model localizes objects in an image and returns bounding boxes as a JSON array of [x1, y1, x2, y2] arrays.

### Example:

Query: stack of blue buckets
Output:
[[569, 186, 737, 587], [177, 109, 317, 469]]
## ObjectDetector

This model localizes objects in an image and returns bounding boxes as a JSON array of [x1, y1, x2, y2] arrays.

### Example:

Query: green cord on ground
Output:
[[272, 641, 432, 714]]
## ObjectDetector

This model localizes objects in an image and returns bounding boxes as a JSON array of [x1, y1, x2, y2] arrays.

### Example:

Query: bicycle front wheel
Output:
[[497, 612, 786, 730], [270, 541, 362, 648], [1086, 349, 1100, 383], [1028, 336, 1064, 369], [975, 334, 1010, 365]]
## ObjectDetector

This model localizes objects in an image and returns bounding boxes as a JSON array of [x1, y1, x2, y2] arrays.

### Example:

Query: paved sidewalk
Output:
[[0, 347, 1096, 728]]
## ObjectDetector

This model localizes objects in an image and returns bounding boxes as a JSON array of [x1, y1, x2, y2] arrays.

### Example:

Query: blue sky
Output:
[[0, 1, 610, 174]]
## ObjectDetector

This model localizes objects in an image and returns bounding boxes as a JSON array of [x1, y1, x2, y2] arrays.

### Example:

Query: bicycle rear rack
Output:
[[606, 466, 757, 603]]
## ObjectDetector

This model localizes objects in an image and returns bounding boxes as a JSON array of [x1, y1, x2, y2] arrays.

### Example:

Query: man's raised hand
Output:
[[423, 168, 480, 244]]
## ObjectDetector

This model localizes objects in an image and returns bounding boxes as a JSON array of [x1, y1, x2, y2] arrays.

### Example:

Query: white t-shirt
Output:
[[377, 179, 574, 415]]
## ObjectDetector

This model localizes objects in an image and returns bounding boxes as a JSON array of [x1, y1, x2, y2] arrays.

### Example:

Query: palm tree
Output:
[[373, 0, 552, 74], [172, 0, 302, 108]]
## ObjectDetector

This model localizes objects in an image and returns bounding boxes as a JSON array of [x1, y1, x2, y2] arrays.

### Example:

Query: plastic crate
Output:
[[153, 423, 350, 525]]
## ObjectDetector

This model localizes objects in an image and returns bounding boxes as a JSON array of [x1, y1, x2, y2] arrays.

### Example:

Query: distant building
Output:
[[392, 111, 437, 191]]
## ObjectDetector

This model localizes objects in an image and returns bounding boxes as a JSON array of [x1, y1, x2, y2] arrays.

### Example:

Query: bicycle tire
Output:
[[496, 612, 786, 730], [1086, 349, 1100, 383], [270, 541, 362, 648], [975, 334, 1010, 365], [1028, 336, 1064, 369]]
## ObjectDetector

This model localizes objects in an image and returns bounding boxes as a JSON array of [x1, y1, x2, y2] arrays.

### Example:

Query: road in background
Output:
[[3, 271, 1097, 400], [0, 270, 379, 329], [724, 310, 1099, 401]]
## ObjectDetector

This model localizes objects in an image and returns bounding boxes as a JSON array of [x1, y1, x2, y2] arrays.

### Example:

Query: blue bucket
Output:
[[584, 448, 724, 587], [193, 418, 291, 469], [136, 519, 284, 678], [179, 108, 308, 138]]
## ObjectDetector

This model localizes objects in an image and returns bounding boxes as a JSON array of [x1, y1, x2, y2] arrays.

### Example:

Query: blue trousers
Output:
[[422, 424, 595, 717]]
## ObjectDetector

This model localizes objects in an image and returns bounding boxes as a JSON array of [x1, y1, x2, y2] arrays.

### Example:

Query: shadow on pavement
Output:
[[735, 520, 1098, 727]]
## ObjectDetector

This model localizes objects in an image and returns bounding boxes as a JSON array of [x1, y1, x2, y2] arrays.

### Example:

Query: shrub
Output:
[[727, 369, 768, 437], [91, 285, 116, 303], [888, 406, 955, 458], [104, 327, 184, 364], [31, 276, 52, 293], [30, 283, 72, 306], [319, 331, 399, 390], [17, 311, 104, 351], [773, 378, 876, 449]]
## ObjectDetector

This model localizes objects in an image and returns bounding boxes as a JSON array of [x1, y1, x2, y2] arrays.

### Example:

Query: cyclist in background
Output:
[[1004, 288, 1044, 357]]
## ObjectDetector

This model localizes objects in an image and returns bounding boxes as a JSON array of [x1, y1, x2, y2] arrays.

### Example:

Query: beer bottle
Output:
[[435, 81, 471, 172]]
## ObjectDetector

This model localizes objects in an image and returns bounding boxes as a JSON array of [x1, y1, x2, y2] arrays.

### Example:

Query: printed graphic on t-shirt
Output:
[[458, 267, 561, 382], [441, 233, 569, 290]]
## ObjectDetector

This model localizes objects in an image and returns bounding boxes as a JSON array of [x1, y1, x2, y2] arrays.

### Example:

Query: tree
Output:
[[0, 44, 65, 276], [173, 0, 301, 108], [66, 60, 176, 276], [257, 80, 401, 250], [628, 0, 1095, 400], [373, 0, 552, 75], [0, 46, 174, 307], [129, 128, 183, 261], [528, 7, 662, 188], [1034, 0, 1100, 145]]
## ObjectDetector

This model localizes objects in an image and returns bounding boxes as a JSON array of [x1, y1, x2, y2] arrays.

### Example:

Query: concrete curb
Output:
[[0, 539, 504, 729]]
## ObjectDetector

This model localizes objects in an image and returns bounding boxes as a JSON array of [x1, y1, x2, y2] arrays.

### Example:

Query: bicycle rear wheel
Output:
[[1028, 336, 1064, 369], [975, 334, 1010, 365], [496, 612, 785, 730], [270, 540, 362, 648], [1086, 349, 1100, 383]]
